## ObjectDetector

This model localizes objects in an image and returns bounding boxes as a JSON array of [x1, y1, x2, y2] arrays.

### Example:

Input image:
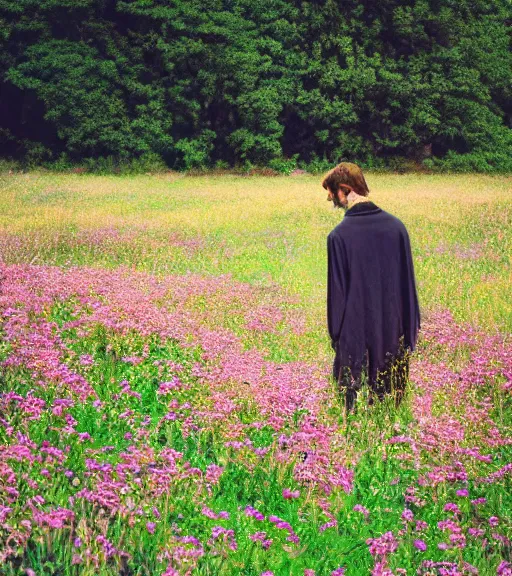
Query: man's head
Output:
[[322, 162, 370, 209]]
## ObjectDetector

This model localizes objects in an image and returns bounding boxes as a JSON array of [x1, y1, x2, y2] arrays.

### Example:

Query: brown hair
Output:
[[321, 162, 370, 197]]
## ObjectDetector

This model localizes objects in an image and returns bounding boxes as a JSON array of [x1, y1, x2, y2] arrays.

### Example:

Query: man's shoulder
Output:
[[328, 223, 342, 238], [328, 221, 348, 243], [380, 209, 407, 230], [329, 209, 409, 241]]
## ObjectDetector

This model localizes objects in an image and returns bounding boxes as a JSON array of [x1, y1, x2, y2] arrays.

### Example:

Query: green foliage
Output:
[[299, 155, 334, 175], [81, 153, 168, 175], [0, 0, 510, 171], [268, 155, 298, 176], [175, 130, 217, 170], [424, 151, 512, 174], [0, 158, 20, 172]]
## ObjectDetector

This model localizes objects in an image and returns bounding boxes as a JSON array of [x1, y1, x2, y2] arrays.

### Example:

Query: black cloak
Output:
[[327, 201, 421, 383]]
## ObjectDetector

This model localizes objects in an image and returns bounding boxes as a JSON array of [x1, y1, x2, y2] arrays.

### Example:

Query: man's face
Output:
[[327, 186, 348, 210]]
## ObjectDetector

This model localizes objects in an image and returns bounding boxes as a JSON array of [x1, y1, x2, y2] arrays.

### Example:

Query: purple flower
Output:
[[414, 539, 427, 551], [497, 561, 512, 575], [249, 531, 267, 542], [331, 569, 345, 576], [443, 502, 461, 515], [456, 489, 469, 497], [245, 505, 264, 521], [489, 516, 499, 527], [401, 508, 414, 522], [319, 520, 337, 532], [147, 522, 155, 534]]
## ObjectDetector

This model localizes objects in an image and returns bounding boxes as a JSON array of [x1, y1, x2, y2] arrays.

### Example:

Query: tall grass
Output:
[[0, 171, 510, 575]]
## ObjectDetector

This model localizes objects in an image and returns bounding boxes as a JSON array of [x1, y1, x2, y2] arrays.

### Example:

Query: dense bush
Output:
[[0, 0, 510, 172]]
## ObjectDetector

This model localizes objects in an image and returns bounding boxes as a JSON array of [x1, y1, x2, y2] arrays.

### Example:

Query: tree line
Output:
[[0, 0, 511, 172]]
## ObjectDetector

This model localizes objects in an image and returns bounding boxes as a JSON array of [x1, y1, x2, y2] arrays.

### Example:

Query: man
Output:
[[323, 162, 420, 411]]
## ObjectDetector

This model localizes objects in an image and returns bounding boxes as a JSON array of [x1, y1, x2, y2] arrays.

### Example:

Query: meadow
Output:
[[0, 171, 511, 576]]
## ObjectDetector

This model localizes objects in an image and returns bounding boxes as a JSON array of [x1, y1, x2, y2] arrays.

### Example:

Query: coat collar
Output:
[[344, 201, 381, 217]]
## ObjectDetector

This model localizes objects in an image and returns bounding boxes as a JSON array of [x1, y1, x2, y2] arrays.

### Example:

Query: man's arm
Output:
[[399, 226, 421, 352], [327, 233, 347, 350]]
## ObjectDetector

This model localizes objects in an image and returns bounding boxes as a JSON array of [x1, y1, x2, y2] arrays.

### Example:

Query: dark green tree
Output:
[[0, 0, 510, 170]]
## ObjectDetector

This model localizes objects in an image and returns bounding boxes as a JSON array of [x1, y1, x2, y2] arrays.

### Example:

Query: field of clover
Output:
[[0, 171, 511, 576]]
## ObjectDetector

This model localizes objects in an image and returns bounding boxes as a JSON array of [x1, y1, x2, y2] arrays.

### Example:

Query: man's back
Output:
[[327, 201, 420, 385]]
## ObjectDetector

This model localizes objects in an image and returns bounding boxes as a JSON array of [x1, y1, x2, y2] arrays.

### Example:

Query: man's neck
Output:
[[347, 194, 371, 210], [344, 200, 381, 217]]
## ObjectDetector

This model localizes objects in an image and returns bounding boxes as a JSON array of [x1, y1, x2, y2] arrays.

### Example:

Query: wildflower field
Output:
[[0, 171, 511, 576]]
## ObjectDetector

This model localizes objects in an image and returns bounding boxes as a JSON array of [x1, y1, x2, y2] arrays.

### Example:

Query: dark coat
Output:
[[327, 201, 420, 383]]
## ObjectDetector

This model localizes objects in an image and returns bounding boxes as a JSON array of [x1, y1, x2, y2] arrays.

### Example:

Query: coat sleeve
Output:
[[327, 233, 347, 350], [400, 227, 421, 351]]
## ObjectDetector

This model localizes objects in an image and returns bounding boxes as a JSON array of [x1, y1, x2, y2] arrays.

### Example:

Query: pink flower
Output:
[[79, 354, 94, 366], [353, 504, 369, 518], [205, 464, 224, 484], [282, 488, 300, 499], [401, 508, 414, 522], [456, 489, 469, 497], [366, 532, 398, 557], [331, 569, 345, 576], [489, 516, 499, 527], [147, 522, 156, 534], [371, 562, 394, 576]]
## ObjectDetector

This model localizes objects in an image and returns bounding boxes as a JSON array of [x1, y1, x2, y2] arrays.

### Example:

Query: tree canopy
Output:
[[1, 0, 510, 171]]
